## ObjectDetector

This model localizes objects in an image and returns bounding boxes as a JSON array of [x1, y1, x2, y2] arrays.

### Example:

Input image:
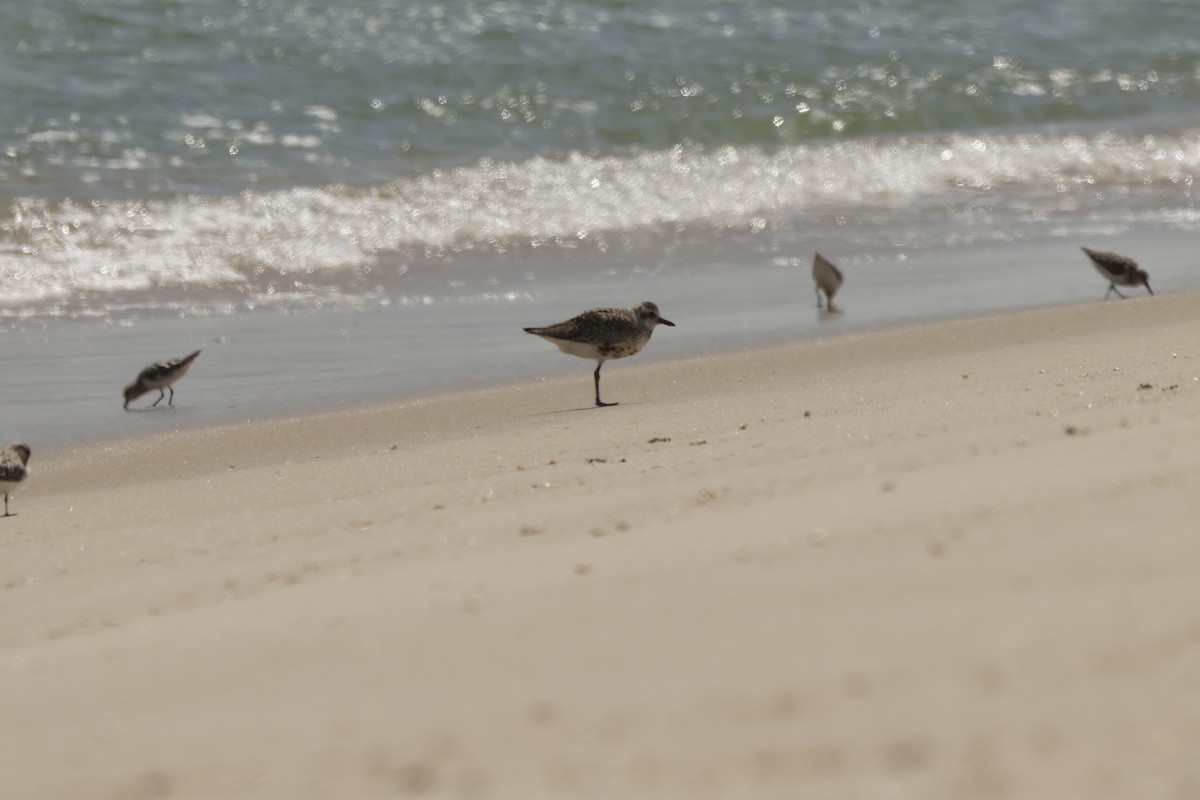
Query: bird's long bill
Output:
[[1145, 283, 1154, 295], [660, 318, 676, 327], [123, 383, 142, 409]]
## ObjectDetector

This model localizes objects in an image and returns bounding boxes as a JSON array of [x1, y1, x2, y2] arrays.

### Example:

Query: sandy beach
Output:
[[4, 292, 1200, 798]]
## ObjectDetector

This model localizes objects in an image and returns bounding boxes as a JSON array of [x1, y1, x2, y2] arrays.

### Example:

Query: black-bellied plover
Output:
[[524, 301, 675, 407], [1, 443, 30, 517], [124, 350, 201, 409], [1081, 247, 1153, 299], [812, 252, 844, 309]]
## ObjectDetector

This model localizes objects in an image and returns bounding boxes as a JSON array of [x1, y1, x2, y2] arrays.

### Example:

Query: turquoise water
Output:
[[2, 0, 1199, 444]]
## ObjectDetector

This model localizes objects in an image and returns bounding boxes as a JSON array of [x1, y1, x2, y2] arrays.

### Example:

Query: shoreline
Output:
[[22, 284, 1181, 461], [7, 291, 1200, 797], [9, 225, 1198, 453]]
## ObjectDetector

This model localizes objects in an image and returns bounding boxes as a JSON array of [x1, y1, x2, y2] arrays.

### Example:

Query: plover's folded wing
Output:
[[524, 319, 584, 341], [0, 455, 26, 481], [1082, 247, 1137, 275], [143, 350, 201, 382], [526, 309, 632, 343], [139, 362, 171, 382]]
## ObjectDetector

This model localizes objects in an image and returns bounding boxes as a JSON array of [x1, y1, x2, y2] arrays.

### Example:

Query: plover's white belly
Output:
[[600, 340, 646, 359], [546, 337, 605, 360], [547, 334, 650, 361]]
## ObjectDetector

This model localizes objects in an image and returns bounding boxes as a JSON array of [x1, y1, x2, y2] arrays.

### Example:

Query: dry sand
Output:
[[4, 294, 1200, 798]]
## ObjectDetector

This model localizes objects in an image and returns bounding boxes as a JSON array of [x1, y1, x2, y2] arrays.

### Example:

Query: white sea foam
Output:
[[182, 114, 224, 128], [303, 106, 339, 122], [1, 127, 1198, 314]]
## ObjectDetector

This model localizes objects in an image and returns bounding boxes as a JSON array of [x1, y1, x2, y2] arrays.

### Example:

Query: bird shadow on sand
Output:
[[532, 401, 647, 416]]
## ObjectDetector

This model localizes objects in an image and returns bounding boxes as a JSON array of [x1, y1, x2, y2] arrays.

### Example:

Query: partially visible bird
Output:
[[1081, 247, 1153, 299], [524, 301, 675, 407], [812, 252, 844, 309], [1, 443, 31, 517], [124, 350, 201, 409]]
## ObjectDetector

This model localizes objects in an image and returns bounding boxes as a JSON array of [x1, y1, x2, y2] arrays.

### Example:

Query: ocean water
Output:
[[3, 0, 1199, 446]]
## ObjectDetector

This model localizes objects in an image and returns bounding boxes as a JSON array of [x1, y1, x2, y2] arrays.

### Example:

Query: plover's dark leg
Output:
[[151, 389, 165, 407], [3, 493, 10, 517], [815, 287, 824, 309], [168, 386, 175, 406], [1105, 284, 1126, 300], [594, 362, 617, 407]]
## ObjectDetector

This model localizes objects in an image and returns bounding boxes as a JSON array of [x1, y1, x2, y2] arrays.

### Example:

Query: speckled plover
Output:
[[524, 301, 675, 407], [124, 350, 201, 409], [1081, 247, 1153, 299]]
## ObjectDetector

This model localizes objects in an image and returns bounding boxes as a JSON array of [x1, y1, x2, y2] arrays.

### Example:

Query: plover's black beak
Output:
[[1145, 283, 1154, 296], [660, 318, 675, 327]]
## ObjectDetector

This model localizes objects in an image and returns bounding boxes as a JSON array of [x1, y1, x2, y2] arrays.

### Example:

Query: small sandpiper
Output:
[[524, 301, 675, 407], [1, 442, 31, 517], [812, 252, 844, 309], [1081, 247, 1153, 299], [124, 350, 201, 409]]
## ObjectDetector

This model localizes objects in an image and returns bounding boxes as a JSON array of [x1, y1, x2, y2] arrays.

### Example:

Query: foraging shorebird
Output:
[[1081, 247, 1153, 299], [124, 350, 201, 409], [524, 301, 675, 407], [0, 443, 30, 517], [812, 252, 844, 309]]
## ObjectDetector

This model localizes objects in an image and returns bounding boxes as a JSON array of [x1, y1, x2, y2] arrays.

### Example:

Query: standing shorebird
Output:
[[0, 443, 30, 517], [524, 301, 675, 407], [812, 252, 844, 309], [124, 350, 201, 409], [1081, 247, 1153, 299]]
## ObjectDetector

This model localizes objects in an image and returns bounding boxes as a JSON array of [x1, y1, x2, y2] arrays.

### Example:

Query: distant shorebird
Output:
[[0, 443, 30, 517], [812, 252, 844, 309], [124, 350, 201, 409], [1081, 247, 1153, 299], [524, 301, 675, 407]]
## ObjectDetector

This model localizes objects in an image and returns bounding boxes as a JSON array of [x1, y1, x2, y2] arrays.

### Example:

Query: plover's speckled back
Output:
[[1, 442, 31, 518], [524, 301, 675, 407], [1081, 247, 1153, 299], [812, 252, 844, 309], [124, 350, 201, 409]]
